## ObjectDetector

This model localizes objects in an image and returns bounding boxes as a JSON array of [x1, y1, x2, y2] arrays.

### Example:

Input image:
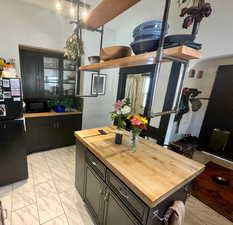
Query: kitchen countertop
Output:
[[24, 111, 82, 118], [75, 126, 205, 208]]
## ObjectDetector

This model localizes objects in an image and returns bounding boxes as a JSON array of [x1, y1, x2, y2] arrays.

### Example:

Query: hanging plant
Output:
[[178, 0, 212, 29], [64, 33, 84, 61]]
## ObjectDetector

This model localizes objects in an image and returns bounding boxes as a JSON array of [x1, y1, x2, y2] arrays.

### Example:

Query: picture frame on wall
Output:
[[91, 73, 107, 95]]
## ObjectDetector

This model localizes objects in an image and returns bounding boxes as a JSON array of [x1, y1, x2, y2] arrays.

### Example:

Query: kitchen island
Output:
[[75, 126, 205, 225]]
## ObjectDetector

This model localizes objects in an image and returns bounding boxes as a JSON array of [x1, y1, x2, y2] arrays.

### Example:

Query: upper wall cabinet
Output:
[[20, 48, 79, 99]]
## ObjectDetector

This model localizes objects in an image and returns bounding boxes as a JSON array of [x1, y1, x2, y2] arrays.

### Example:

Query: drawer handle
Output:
[[91, 161, 97, 166], [2, 209, 7, 220], [119, 187, 129, 199]]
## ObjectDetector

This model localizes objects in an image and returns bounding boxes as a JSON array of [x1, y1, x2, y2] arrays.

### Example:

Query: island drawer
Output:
[[107, 170, 148, 224], [86, 150, 106, 180]]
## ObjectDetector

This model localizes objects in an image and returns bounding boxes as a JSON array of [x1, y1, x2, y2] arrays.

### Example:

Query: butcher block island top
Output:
[[74, 126, 205, 207]]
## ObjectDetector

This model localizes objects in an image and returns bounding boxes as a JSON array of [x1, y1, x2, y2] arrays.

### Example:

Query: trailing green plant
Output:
[[48, 96, 83, 111]]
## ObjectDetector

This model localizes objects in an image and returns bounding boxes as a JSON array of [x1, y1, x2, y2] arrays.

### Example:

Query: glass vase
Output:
[[129, 131, 139, 152], [115, 128, 124, 145]]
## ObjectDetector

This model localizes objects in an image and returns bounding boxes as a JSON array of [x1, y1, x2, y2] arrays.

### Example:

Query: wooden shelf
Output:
[[83, 0, 141, 30], [79, 46, 202, 71]]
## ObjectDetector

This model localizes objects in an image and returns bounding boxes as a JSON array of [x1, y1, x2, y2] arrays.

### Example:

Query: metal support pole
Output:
[[75, 0, 104, 98], [162, 55, 188, 64], [150, 61, 189, 118], [99, 26, 104, 54], [151, 110, 177, 117], [145, 0, 171, 118]]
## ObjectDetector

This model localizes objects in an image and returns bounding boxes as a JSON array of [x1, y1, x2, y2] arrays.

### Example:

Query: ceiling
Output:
[[18, 0, 100, 21], [18, 0, 169, 30]]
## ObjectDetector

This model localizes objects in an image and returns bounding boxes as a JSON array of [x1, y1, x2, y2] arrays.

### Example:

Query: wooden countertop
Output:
[[75, 126, 205, 208], [24, 111, 82, 118]]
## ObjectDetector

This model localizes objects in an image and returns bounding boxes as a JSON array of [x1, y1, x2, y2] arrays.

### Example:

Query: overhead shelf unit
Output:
[[83, 0, 141, 30], [79, 46, 202, 71], [76, 0, 203, 142]]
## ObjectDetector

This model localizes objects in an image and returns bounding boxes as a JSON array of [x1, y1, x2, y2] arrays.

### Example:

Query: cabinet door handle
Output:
[[104, 192, 110, 202], [91, 161, 97, 166], [99, 188, 105, 195], [118, 187, 129, 199]]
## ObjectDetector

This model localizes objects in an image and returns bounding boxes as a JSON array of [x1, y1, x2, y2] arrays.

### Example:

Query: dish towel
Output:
[[164, 201, 185, 225]]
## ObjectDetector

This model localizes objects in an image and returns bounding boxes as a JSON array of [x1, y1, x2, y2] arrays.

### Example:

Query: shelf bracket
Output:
[[145, 0, 172, 118], [73, 0, 105, 98]]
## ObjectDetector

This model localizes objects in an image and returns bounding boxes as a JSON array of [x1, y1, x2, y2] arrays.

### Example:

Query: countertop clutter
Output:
[[75, 126, 205, 208]]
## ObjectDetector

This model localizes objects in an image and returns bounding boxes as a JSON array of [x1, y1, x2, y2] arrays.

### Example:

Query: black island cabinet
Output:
[[75, 127, 204, 225]]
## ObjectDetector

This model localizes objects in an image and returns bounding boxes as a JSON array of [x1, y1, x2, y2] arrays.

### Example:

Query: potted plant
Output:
[[111, 98, 131, 144], [127, 115, 148, 152], [48, 96, 83, 113]]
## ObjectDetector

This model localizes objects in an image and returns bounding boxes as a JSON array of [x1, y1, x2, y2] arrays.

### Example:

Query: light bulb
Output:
[[70, 6, 75, 16], [82, 10, 88, 19], [56, 1, 62, 11]]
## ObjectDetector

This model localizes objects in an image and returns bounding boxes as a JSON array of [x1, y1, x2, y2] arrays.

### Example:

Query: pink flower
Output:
[[130, 116, 141, 126], [114, 100, 124, 111]]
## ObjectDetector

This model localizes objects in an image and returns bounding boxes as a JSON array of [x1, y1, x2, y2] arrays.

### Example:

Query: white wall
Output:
[[81, 29, 118, 129], [177, 0, 233, 137], [178, 56, 233, 137], [0, 0, 72, 71], [0, 0, 117, 129]]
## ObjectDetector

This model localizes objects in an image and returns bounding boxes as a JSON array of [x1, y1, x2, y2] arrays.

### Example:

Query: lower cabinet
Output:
[[84, 165, 105, 225], [103, 189, 140, 225], [76, 141, 189, 225], [26, 114, 82, 154], [84, 165, 140, 225]]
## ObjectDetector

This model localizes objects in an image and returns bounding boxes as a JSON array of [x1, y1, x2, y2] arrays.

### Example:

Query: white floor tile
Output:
[[37, 192, 64, 224], [41, 214, 68, 225], [12, 204, 39, 225]]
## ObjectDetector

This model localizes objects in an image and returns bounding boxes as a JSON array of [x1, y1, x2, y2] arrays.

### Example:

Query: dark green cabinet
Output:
[[76, 141, 189, 225], [84, 165, 105, 225], [103, 189, 140, 225], [26, 114, 82, 154], [75, 142, 86, 198]]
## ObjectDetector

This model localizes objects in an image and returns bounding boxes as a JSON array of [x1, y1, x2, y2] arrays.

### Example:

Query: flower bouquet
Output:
[[127, 115, 148, 151], [111, 98, 131, 144]]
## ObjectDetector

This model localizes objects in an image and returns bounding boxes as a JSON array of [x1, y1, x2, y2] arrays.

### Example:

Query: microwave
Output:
[[24, 99, 51, 113]]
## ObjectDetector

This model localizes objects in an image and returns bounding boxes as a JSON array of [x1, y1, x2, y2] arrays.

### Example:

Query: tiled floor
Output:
[[0, 146, 232, 225], [0, 146, 93, 225]]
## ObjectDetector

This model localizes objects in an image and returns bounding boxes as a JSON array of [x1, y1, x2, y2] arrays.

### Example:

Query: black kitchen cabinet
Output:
[[0, 120, 28, 186], [103, 188, 140, 225], [76, 140, 190, 225], [75, 142, 86, 198], [26, 114, 82, 154], [84, 165, 105, 225], [20, 48, 79, 98]]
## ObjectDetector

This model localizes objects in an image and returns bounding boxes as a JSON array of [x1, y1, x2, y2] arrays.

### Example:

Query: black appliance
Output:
[[24, 98, 50, 113], [0, 78, 23, 120], [0, 78, 28, 186]]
